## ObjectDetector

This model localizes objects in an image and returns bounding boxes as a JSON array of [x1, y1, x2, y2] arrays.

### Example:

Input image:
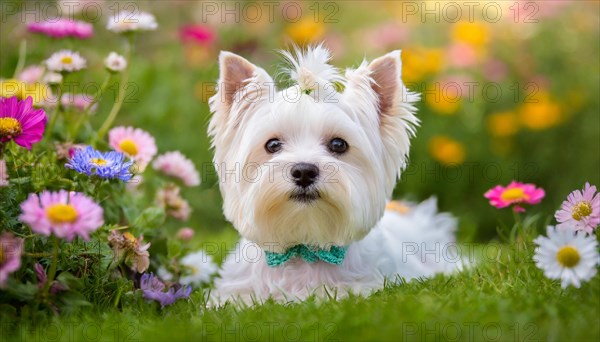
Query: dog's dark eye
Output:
[[265, 138, 283, 153], [328, 138, 348, 154]]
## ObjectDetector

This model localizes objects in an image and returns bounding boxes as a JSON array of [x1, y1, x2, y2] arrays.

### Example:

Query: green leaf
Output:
[[59, 291, 92, 314], [57, 272, 83, 291], [6, 282, 38, 301], [167, 238, 182, 259], [132, 207, 165, 232]]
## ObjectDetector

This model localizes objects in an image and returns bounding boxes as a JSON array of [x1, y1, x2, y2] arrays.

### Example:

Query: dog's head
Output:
[[208, 45, 419, 252]]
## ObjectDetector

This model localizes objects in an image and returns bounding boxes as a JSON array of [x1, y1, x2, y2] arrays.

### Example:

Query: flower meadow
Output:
[[0, 1, 599, 340], [1, 7, 219, 317]]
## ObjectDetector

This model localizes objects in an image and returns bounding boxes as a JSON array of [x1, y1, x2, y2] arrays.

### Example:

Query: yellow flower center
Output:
[[61, 56, 73, 64], [46, 204, 78, 223], [119, 139, 138, 156], [500, 188, 526, 202], [0, 117, 22, 138], [572, 201, 592, 221], [123, 232, 138, 247], [0, 245, 4, 264], [556, 246, 580, 268], [90, 158, 107, 166], [189, 265, 199, 275]]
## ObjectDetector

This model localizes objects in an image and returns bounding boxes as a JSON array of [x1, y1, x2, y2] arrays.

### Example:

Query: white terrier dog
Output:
[[208, 45, 461, 304]]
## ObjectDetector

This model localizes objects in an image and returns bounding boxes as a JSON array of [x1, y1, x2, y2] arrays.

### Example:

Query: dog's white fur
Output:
[[208, 45, 461, 304]]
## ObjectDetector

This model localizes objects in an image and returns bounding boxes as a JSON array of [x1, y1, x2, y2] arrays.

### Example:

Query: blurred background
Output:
[[1, 0, 598, 242]]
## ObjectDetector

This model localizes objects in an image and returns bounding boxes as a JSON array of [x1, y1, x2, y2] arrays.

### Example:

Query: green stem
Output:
[[512, 208, 522, 226], [12, 40, 27, 78], [43, 236, 60, 295], [94, 36, 134, 145], [71, 74, 111, 140], [24, 252, 53, 258], [44, 78, 65, 144]]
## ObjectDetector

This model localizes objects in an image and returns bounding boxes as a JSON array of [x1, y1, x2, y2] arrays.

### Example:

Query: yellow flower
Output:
[[20, 83, 51, 107], [428, 136, 466, 165], [286, 18, 325, 45], [402, 47, 443, 83], [425, 87, 461, 115], [487, 111, 519, 137], [519, 91, 562, 130], [0, 79, 22, 99], [0, 79, 51, 107], [452, 21, 490, 47]]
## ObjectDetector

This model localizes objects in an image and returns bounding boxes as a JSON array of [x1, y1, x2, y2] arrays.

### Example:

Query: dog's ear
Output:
[[209, 52, 273, 144], [216, 52, 260, 108], [367, 51, 405, 119], [344, 51, 420, 179]]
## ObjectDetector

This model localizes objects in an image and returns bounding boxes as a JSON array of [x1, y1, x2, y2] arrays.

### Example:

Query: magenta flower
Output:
[[19, 190, 104, 241], [484, 181, 545, 212], [179, 25, 216, 46], [555, 183, 600, 234], [27, 19, 93, 39], [0, 96, 47, 150], [0, 232, 23, 288]]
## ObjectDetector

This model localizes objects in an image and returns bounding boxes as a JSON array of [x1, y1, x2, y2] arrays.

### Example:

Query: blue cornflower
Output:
[[65, 146, 133, 181], [140, 273, 192, 307]]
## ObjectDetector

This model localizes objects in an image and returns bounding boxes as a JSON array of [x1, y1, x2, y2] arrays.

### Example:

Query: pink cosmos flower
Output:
[[61, 93, 98, 114], [0, 96, 47, 150], [0, 232, 23, 288], [484, 181, 545, 212], [446, 43, 478, 68], [109, 126, 157, 171], [17, 65, 45, 84], [28, 19, 93, 39], [0, 159, 8, 186], [555, 183, 600, 234], [176, 227, 195, 241], [153, 151, 200, 186], [361, 21, 409, 51], [19, 190, 104, 241]]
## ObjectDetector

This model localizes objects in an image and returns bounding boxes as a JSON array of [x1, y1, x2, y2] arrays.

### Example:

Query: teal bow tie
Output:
[[264, 245, 348, 267]]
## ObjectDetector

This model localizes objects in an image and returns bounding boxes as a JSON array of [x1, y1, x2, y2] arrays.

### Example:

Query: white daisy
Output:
[[533, 225, 599, 288], [179, 250, 218, 286], [107, 11, 158, 33], [45, 50, 86, 73], [42, 72, 63, 84], [104, 52, 127, 72], [157, 250, 218, 287]]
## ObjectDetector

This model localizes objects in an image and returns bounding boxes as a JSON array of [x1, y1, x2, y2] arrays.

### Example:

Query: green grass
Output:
[[3, 239, 599, 342]]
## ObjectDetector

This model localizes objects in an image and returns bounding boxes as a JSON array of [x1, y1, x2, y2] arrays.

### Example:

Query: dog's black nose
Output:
[[290, 163, 319, 188]]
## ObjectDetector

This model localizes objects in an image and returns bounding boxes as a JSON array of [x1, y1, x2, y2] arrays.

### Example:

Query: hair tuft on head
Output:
[[279, 44, 345, 94]]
